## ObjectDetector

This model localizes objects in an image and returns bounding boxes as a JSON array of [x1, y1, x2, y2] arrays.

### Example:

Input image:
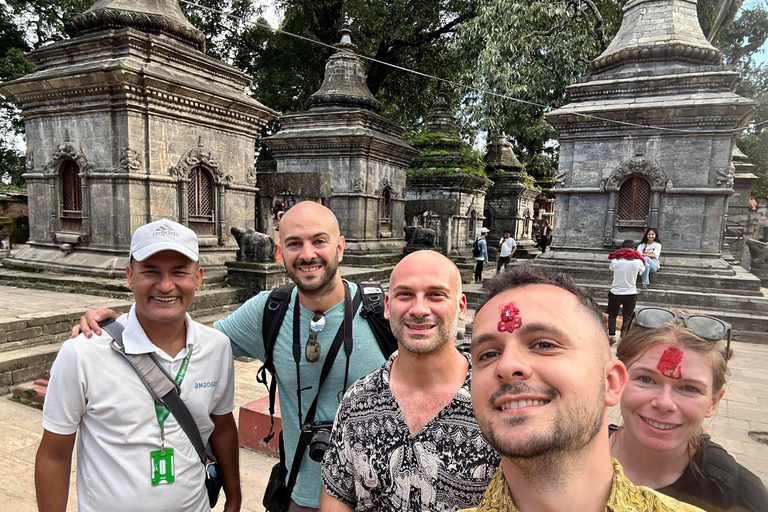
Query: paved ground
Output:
[[0, 285, 132, 319]]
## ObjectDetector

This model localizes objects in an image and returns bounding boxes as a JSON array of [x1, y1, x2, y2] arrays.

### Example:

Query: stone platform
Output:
[[464, 262, 768, 344]]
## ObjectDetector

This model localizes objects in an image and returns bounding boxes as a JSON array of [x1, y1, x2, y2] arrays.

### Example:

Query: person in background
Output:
[[607, 239, 646, 345], [474, 227, 490, 284], [539, 219, 551, 253], [496, 230, 517, 274], [611, 310, 768, 512], [638, 228, 662, 289]]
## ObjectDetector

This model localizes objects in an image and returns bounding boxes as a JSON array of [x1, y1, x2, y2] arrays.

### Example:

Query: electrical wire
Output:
[[180, 0, 768, 135]]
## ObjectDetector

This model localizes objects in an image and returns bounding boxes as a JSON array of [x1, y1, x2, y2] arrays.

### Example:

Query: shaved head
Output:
[[391, 250, 462, 298], [279, 201, 340, 240], [386, 249, 467, 354]]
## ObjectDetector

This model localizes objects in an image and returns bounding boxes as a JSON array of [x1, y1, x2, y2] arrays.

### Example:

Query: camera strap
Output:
[[285, 281, 359, 494]]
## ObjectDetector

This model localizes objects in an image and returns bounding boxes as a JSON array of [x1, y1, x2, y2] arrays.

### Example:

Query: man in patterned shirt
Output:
[[320, 250, 500, 512], [463, 266, 703, 512]]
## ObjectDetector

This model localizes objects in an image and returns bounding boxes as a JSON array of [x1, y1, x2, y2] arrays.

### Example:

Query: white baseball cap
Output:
[[480, 227, 490, 234], [130, 219, 199, 262]]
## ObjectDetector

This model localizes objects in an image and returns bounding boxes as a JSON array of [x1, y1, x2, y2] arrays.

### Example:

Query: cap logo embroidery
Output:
[[153, 224, 180, 238]]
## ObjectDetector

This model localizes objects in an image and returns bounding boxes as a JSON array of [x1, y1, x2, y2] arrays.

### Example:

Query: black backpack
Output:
[[472, 237, 482, 257], [256, 281, 397, 444], [258, 281, 398, 511]]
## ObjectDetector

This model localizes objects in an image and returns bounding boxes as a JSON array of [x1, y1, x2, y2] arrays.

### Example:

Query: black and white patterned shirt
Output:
[[322, 352, 500, 512]]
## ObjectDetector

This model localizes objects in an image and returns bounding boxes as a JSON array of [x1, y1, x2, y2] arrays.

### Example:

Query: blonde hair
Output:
[[616, 320, 731, 475]]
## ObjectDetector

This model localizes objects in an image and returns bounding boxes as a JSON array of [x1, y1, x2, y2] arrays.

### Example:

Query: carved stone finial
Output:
[[484, 134, 523, 172], [64, 129, 71, 142], [336, 20, 356, 51], [424, 89, 459, 138], [198, 135, 204, 147]]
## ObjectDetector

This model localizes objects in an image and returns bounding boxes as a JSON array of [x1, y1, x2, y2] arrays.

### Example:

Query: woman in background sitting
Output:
[[610, 308, 768, 512], [637, 228, 661, 288]]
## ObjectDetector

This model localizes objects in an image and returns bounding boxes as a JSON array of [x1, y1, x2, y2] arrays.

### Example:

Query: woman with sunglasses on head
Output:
[[610, 308, 768, 512], [638, 228, 662, 288]]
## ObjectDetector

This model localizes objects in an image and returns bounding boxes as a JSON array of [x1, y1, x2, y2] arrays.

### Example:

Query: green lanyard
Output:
[[154, 349, 192, 447]]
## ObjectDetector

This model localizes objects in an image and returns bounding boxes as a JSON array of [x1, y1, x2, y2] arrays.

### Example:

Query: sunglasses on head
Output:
[[628, 307, 732, 359]]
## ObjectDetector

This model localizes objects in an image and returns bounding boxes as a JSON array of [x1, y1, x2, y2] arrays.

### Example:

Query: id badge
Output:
[[150, 448, 175, 486]]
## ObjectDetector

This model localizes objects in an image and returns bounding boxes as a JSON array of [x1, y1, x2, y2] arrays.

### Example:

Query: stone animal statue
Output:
[[746, 238, 768, 268], [404, 225, 437, 247], [230, 227, 275, 263]]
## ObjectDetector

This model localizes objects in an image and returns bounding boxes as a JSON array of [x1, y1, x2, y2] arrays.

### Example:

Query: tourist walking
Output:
[[638, 228, 662, 288], [611, 309, 768, 511], [36, 220, 240, 512], [607, 240, 645, 345], [320, 251, 499, 512], [496, 230, 516, 273], [474, 227, 490, 283], [463, 266, 702, 512]]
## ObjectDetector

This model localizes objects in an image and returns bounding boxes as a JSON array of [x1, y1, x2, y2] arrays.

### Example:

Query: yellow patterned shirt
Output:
[[457, 458, 704, 512]]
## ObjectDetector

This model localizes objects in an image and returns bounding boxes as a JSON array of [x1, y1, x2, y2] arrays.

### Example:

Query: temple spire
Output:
[[592, 0, 721, 73], [306, 22, 381, 111], [71, 0, 205, 50]]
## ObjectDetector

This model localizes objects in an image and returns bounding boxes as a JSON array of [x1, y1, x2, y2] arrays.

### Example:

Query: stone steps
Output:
[[527, 261, 763, 296], [0, 287, 248, 395], [0, 267, 229, 299], [12, 374, 48, 408], [463, 284, 768, 345]]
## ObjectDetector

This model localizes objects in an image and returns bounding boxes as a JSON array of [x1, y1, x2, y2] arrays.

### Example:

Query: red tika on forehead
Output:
[[657, 347, 684, 380], [498, 302, 523, 333]]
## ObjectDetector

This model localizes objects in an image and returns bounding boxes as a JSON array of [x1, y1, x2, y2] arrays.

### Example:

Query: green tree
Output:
[[233, 0, 477, 132], [698, 0, 768, 197], [455, 1, 626, 164]]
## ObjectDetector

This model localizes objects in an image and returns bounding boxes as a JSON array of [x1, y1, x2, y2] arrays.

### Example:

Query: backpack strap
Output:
[[359, 282, 398, 358], [256, 283, 295, 444], [284, 281, 354, 496]]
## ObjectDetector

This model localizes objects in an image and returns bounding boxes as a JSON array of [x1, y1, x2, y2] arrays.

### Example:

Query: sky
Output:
[[741, 0, 768, 65]]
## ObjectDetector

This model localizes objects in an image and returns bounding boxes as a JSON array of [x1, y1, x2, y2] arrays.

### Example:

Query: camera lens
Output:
[[308, 430, 331, 462]]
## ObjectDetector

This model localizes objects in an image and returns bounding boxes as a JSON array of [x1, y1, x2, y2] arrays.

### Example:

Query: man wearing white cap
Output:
[[35, 220, 241, 512]]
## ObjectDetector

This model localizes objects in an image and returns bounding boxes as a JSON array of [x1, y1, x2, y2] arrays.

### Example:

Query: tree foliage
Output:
[[455, 0, 626, 165], [231, 0, 477, 133]]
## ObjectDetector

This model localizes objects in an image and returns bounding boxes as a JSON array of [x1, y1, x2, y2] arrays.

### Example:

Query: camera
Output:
[[300, 421, 334, 462]]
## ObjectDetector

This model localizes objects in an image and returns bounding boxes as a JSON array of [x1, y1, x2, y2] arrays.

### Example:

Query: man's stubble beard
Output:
[[481, 375, 606, 473], [391, 306, 459, 355], [285, 250, 340, 298]]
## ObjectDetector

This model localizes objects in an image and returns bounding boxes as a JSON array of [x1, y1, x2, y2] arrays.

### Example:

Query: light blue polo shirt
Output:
[[214, 281, 385, 508]]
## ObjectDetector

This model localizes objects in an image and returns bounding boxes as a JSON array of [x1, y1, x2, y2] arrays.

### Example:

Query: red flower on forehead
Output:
[[498, 302, 523, 333]]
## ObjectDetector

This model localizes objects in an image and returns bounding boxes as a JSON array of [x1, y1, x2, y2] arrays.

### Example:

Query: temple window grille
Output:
[[617, 177, 651, 221], [188, 166, 215, 235], [380, 188, 391, 231], [61, 159, 82, 218]]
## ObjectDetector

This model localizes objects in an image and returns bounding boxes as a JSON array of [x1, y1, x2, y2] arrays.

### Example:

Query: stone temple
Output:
[[539, 0, 767, 341], [0, 0, 278, 276], [405, 91, 492, 265], [261, 25, 418, 265], [483, 135, 539, 258]]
